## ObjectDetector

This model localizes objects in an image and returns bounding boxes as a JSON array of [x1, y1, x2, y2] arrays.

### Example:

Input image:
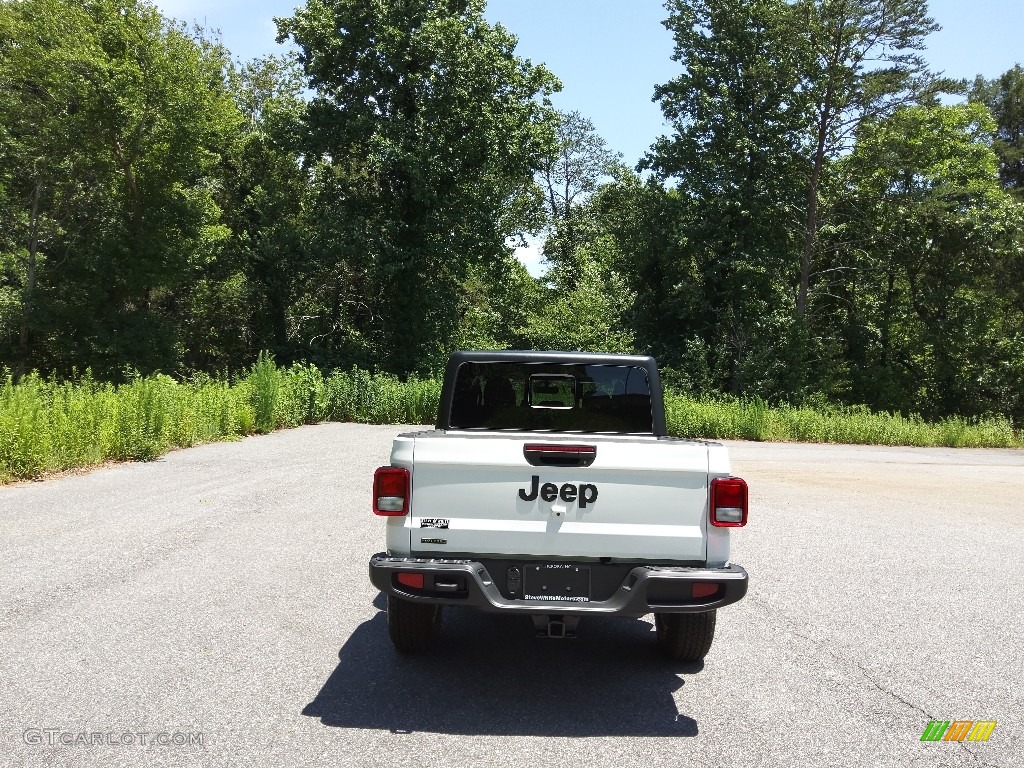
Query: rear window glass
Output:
[[448, 362, 653, 434]]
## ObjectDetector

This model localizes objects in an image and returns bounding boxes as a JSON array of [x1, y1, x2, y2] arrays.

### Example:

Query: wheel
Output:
[[386, 595, 443, 653], [654, 610, 716, 661]]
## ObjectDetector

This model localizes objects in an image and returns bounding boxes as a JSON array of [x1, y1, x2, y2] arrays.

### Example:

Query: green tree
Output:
[[0, 0, 240, 377], [537, 110, 622, 288], [643, 0, 959, 399], [511, 110, 634, 354], [834, 104, 1024, 418], [276, 0, 560, 374], [187, 54, 310, 371], [791, 0, 951, 321], [643, 0, 810, 396], [0, 0, 105, 375], [970, 65, 1024, 197], [595, 171, 735, 390], [523, 256, 634, 353], [453, 257, 541, 351]]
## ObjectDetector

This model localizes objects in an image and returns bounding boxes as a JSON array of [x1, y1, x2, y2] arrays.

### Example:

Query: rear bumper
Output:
[[369, 553, 747, 616]]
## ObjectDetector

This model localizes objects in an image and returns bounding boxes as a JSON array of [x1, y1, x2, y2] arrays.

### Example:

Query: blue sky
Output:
[[155, 0, 1023, 274]]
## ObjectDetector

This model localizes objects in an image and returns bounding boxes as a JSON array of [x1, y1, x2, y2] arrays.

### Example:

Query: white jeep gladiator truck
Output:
[[369, 350, 749, 661]]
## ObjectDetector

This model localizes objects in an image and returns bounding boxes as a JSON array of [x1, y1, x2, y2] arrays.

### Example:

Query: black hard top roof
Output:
[[446, 350, 657, 367]]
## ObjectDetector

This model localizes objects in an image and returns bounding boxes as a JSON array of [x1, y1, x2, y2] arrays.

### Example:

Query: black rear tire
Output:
[[654, 610, 716, 661], [387, 595, 443, 653]]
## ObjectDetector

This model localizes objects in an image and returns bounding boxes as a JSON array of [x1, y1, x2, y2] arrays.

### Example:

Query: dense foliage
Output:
[[0, 359, 443, 482], [3, 361, 1018, 483], [1, 0, 1022, 428]]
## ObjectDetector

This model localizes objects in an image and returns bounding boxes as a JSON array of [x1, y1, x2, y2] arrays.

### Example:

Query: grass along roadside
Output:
[[1, 359, 1020, 484], [0, 356, 439, 484], [664, 395, 1021, 448]]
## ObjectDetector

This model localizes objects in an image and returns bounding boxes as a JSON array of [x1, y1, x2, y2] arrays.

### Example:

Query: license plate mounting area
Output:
[[522, 563, 591, 603]]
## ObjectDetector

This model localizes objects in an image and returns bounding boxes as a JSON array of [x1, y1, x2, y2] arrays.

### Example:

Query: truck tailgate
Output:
[[398, 433, 709, 562]]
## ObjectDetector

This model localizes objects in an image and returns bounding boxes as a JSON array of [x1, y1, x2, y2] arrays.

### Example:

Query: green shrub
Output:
[[664, 391, 1021, 448], [248, 352, 282, 433], [2, 360, 1019, 486]]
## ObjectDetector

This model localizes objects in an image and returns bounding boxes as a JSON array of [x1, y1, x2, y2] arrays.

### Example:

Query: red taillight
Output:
[[396, 572, 424, 589], [692, 582, 720, 598], [374, 466, 410, 516], [710, 477, 748, 527]]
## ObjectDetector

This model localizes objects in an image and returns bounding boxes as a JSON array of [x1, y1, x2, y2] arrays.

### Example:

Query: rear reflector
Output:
[[373, 466, 410, 516], [396, 572, 424, 589], [692, 582, 719, 599], [710, 477, 748, 527]]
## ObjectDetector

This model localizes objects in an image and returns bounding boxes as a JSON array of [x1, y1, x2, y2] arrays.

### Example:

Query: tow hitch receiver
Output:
[[532, 615, 580, 639]]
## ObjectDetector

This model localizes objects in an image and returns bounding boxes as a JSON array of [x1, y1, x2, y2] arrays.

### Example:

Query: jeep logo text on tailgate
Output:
[[518, 475, 598, 507]]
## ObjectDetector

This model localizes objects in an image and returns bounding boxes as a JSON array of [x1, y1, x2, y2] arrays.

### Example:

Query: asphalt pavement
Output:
[[0, 424, 1020, 767]]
